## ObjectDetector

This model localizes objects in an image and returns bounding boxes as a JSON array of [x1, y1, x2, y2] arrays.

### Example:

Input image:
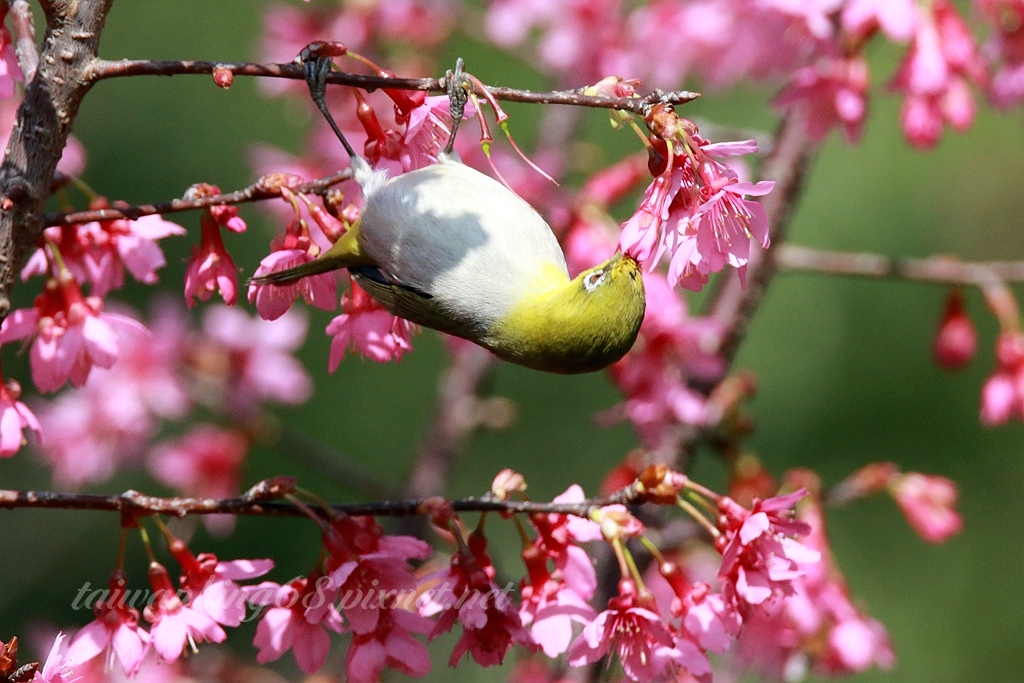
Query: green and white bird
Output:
[[251, 53, 645, 374]]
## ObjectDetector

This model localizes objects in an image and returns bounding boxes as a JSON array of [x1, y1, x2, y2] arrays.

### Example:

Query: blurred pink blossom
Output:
[[199, 304, 313, 409], [890, 472, 963, 543], [774, 55, 870, 143], [933, 290, 977, 370], [326, 278, 416, 368], [0, 7, 23, 100], [889, 0, 985, 148], [977, 0, 1024, 107], [0, 377, 41, 457], [0, 275, 149, 393], [841, 0, 918, 42], [148, 426, 248, 534], [980, 330, 1024, 425]]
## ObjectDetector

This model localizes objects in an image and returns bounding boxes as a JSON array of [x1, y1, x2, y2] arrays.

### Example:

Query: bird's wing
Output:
[[350, 266, 483, 340]]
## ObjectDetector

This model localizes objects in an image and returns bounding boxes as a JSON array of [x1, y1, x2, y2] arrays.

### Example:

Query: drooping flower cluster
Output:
[[619, 109, 774, 292], [246, 512, 433, 679], [11, 459, 964, 682], [65, 539, 273, 674], [182, 184, 248, 308], [731, 471, 894, 679]]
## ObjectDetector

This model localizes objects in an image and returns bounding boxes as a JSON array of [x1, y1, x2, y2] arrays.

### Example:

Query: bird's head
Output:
[[485, 251, 646, 374]]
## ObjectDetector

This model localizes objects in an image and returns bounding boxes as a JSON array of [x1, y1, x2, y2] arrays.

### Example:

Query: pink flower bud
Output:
[[212, 66, 234, 89], [933, 291, 977, 370]]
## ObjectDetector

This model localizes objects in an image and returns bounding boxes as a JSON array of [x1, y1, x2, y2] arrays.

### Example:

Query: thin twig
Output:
[[776, 244, 1024, 286], [42, 169, 352, 226], [9, 1, 38, 82], [0, 485, 635, 519], [86, 59, 699, 115]]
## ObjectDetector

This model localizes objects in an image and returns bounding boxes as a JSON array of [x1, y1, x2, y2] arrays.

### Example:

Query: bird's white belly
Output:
[[357, 160, 569, 328]]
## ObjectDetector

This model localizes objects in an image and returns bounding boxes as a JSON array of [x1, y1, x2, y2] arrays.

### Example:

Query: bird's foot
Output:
[[443, 57, 471, 155], [298, 42, 357, 160]]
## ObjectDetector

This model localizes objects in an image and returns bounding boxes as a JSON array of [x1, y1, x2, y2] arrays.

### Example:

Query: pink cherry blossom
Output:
[[246, 573, 344, 674], [165, 539, 273, 628], [841, 0, 918, 42], [346, 608, 433, 683], [319, 514, 431, 634], [526, 484, 601, 602], [0, 274, 149, 393], [774, 55, 870, 143], [733, 472, 894, 678], [889, 0, 986, 148], [0, 376, 41, 457], [22, 209, 185, 297], [184, 210, 239, 307], [567, 582, 675, 683], [326, 278, 416, 368], [890, 472, 963, 543], [143, 562, 226, 662], [717, 490, 820, 613], [980, 330, 1024, 425], [31, 633, 75, 683], [421, 530, 535, 667], [249, 187, 340, 320], [619, 117, 773, 292], [519, 578, 596, 657], [398, 96, 476, 170], [249, 248, 337, 320], [66, 572, 150, 676]]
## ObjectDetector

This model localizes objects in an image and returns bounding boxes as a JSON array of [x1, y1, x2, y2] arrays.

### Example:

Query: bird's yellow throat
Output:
[[484, 253, 646, 374]]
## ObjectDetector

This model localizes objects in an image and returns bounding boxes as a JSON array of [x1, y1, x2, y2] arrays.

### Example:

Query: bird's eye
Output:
[[583, 270, 607, 292]]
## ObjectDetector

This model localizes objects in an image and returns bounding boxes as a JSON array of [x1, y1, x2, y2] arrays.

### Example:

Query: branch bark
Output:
[[86, 58, 699, 114], [0, 483, 636, 519], [0, 0, 114, 319]]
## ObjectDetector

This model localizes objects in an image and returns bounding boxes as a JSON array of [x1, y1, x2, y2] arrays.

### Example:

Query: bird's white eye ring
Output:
[[583, 270, 607, 292]]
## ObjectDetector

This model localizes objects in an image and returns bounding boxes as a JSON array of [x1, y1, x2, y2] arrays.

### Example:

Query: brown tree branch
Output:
[[85, 58, 699, 114], [659, 115, 818, 468], [42, 169, 353, 226], [0, 483, 636, 519], [702, 115, 818, 365], [0, 0, 114, 319], [776, 244, 1024, 286]]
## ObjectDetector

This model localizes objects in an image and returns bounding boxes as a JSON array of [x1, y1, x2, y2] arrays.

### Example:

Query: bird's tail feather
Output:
[[249, 256, 345, 287]]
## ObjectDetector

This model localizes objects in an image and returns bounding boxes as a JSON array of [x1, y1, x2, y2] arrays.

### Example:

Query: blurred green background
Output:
[[2, 1, 1024, 682]]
